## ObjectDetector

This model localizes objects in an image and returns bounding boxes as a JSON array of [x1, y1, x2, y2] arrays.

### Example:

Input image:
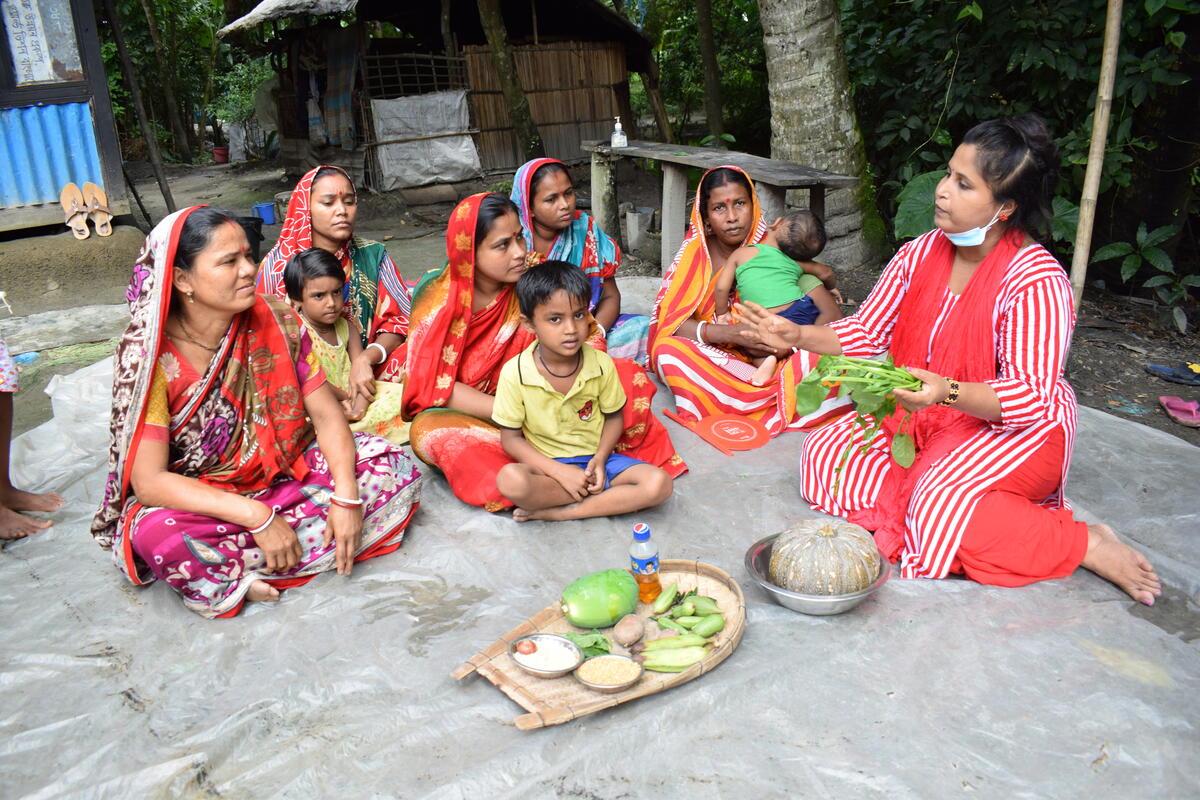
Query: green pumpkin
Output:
[[768, 520, 880, 595], [561, 569, 638, 628]]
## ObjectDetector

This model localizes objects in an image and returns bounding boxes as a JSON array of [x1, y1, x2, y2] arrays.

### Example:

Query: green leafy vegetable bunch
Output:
[[795, 355, 922, 483]]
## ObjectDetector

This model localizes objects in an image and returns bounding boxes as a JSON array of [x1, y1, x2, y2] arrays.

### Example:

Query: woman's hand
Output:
[[731, 302, 800, 354], [893, 366, 950, 413], [324, 502, 364, 575], [252, 511, 303, 573], [349, 350, 378, 404]]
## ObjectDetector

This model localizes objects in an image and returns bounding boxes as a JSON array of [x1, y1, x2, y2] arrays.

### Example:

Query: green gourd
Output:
[[768, 520, 880, 595], [560, 569, 638, 628]]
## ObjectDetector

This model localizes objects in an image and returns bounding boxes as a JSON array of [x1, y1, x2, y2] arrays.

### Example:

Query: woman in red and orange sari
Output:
[[91, 207, 422, 619], [403, 193, 686, 512], [649, 166, 848, 434]]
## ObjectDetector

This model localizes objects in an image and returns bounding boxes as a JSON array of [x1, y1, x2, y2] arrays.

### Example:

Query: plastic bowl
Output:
[[744, 533, 890, 616], [508, 634, 584, 678], [574, 654, 644, 693]]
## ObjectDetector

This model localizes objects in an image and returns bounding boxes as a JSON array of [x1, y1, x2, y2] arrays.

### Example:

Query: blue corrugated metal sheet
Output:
[[0, 102, 104, 209]]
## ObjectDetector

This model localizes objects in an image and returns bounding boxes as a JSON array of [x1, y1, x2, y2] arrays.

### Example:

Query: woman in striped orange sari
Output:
[[649, 166, 847, 434]]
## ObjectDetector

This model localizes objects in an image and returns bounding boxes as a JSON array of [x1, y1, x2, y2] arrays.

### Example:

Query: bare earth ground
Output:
[[1, 159, 1196, 447]]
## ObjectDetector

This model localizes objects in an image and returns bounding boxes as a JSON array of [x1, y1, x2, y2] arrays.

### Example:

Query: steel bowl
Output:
[[744, 533, 891, 616], [508, 634, 584, 678], [574, 653, 645, 694]]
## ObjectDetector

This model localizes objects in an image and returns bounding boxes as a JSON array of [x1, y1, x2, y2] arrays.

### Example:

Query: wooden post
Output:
[[590, 151, 619, 248], [756, 184, 786, 225], [661, 163, 689, 269], [103, 0, 176, 212], [1070, 0, 1123, 309], [440, 0, 455, 55]]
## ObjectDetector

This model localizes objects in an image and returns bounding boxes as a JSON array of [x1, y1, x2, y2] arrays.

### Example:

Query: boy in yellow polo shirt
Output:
[[494, 261, 673, 522]]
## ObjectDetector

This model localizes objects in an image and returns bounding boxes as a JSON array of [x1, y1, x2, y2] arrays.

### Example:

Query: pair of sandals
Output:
[[59, 182, 112, 239]]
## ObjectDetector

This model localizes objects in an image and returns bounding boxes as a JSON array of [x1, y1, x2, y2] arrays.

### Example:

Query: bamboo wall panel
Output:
[[463, 42, 625, 171]]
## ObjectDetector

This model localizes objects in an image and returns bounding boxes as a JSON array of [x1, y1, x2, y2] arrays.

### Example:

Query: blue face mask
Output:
[[945, 206, 1004, 247]]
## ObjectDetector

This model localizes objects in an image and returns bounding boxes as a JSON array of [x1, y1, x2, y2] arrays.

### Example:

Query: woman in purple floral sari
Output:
[[92, 207, 422, 618]]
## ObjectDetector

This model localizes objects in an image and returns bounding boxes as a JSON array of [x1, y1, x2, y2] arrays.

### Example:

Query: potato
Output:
[[612, 614, 644, 647]]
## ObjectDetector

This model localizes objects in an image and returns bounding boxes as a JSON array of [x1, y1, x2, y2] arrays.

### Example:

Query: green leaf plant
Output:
[[1092, 222, 1194, 333], [795, 355, 923, 492]]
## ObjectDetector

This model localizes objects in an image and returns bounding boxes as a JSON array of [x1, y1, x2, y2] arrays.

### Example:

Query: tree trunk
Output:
[[758, 0, 882, 274], [102, 0, 175, 212], [195, 30, 220, 150], [139, 0, 192, 162], [695, 0, 724, 141], [640, 62, 674, 143], [440, 0, 456, 55], [477, 0, 544, 160]]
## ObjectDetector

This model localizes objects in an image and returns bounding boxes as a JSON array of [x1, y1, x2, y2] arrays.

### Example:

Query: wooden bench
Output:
[[581, 140, 858, 269]]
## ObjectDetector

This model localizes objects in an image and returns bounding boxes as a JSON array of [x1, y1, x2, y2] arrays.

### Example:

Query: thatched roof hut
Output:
[[221, 0, 652, 189]]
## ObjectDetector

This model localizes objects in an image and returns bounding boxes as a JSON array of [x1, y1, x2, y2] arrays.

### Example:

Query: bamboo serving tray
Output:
[[452, 559, 746, 730]]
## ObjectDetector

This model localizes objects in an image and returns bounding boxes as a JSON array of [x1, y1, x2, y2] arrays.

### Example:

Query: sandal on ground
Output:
[[1159, 395, 1200, 427], [81, 181, 113, 237], [58, 183, 89, 240], [1144, 362, 1200, 386]]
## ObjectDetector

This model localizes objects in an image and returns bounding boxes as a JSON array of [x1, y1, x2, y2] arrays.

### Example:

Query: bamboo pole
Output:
[[1070, 0, 1123, 309]]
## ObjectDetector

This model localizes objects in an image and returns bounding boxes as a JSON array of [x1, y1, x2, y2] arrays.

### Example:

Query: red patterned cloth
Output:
[[404, 194, 686, 510]]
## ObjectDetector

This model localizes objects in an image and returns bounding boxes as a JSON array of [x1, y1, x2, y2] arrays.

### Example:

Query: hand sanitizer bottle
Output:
[[611, 116, 627, 148]]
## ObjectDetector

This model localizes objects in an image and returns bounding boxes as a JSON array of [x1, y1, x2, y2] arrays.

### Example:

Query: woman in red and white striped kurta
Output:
[[739, 115, 1160, 604]]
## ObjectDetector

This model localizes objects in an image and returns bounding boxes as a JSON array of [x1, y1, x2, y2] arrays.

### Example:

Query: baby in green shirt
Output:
[[713, 209, 842, 385]]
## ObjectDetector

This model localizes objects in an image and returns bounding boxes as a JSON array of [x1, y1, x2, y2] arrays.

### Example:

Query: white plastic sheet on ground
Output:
[[2, 354, 1198, 798], [371, 90, 482, 191]]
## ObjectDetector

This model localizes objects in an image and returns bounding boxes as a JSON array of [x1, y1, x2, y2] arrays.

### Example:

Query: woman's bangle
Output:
[[695, 320, 708, 345], [366, 342, 388, 364], [247, 509, 276, 535], [595, 322, 606, 338], [330, 493, 363, 509], [938, 378, 961, 406]]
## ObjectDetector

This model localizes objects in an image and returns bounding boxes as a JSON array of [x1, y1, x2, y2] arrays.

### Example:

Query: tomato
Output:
[[515, 639, 537, 655]]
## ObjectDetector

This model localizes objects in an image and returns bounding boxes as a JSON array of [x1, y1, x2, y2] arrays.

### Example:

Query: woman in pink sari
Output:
[[92, 207, 422, 618]]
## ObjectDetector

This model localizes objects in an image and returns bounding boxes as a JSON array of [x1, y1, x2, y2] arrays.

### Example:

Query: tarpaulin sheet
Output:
[[2, 355, 1198, 798], [370, 91, 482, 191]]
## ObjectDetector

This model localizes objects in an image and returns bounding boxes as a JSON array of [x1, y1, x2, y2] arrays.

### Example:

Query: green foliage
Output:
[[840, 0, 1198, 248], [893, 170, 942, 240], [796, 355, 923, 488], [620, 0, 770, 153], [701, 132, 736, 148], [1094, 223, 1194, 331], [97, 0, 258, 153], [211, 58, 273, 125], [1050, 196, 1080, 245]]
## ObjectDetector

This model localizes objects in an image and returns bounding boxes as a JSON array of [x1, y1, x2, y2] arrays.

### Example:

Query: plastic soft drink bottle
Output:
[[628, 523, 662, 603]]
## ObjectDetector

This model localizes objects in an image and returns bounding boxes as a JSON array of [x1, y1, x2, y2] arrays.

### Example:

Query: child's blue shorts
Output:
[[775, 295, 819, 325], [553, 453, 647, 488]]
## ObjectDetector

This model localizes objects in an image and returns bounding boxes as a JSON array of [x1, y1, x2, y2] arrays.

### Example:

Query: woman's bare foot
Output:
[[0, 505, 51, 539], [246, 580, 280, 603], [1081, 523, 1161, 605], [1, 487, 65, 513], [512, 507, 532, 523]]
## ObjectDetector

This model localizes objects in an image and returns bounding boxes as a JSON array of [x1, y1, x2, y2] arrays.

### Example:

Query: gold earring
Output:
[[187, 291, 195, 304]]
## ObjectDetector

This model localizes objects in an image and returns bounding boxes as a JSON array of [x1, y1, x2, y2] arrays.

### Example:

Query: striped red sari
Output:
[[801, 229, 1086, 584], [648, 166, 848, 435]]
